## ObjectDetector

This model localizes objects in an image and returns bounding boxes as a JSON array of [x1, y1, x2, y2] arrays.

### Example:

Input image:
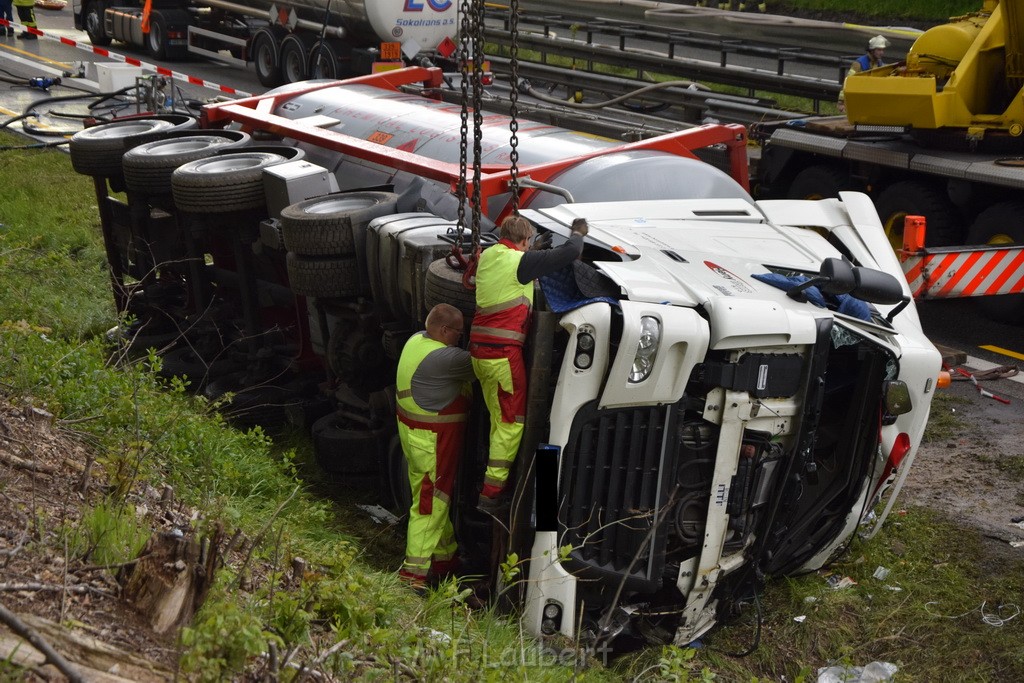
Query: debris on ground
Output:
[[817, 661, 898, 683]]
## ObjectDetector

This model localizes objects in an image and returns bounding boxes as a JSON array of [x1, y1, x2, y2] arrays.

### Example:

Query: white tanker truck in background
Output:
[[67, 67, 944, 649], [71, 0, 458, 85]]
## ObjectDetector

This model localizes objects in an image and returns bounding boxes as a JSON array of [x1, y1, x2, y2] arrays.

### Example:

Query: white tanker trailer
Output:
[[69, 66, 943, 650], [71, 0, 458, 86]]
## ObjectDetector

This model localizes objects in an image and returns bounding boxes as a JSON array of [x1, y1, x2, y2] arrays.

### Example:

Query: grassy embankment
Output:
[[0, 95, 1022, 681]]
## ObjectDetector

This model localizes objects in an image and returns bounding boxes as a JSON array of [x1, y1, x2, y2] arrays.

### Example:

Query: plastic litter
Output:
[[826, 575, 857, 590], [794, 615, 807, 623], [817, 661, 898, 683], [356, 504, 400, 526], [872, 565, 890, 581]]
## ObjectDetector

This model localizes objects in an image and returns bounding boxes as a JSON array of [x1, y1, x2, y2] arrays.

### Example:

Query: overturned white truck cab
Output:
[[195, 67, 942, 647]]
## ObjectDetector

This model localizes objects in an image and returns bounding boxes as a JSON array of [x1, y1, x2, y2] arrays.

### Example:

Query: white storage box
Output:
[[97, 63, 144, 93]]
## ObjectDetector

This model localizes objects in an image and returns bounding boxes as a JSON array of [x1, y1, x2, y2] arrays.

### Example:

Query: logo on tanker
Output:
[[396, 0, 454, 37], [403, 0, 453, 11]]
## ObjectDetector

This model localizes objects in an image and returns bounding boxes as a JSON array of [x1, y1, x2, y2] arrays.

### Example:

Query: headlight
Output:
[[574, 326, 596, 370], [628, 316, 661, 383]]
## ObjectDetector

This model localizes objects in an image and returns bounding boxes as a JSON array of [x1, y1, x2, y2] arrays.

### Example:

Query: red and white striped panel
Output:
[[902, 246, 1024, 299], [0, 19, 252, 98]]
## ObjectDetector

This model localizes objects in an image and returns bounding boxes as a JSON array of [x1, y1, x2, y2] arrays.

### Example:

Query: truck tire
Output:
[[252, 29, 283, 88], [280, 192, 399, 256], [171, 152, 287, 213], [787, 164, 854, 200], [425, 258, 476, 318], [286, 252, 361, 298], [83, 1, 111, 47], [69, 117, 186, 178], [386, 434, 412, 515], [312, 412, 383, 478], [123, 131, 251, 195], [309, 39, 343, 80], [875, 181, 961, 250], [966, 201, 1024, 324], [280, 34, 311, 83], [146, 12, 169, 60]]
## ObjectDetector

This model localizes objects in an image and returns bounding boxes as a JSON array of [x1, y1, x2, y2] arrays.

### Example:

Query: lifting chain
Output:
[[452, 0, 486, 281], [507, 0, 521, 215]]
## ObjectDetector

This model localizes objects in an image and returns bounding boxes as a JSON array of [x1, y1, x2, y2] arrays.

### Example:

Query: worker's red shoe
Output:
[[398, 569, 427, 593], [477, 484, 510, 515], [429, 557, 462, 582]]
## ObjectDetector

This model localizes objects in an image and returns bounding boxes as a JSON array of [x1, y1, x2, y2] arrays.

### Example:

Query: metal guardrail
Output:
[[485, 9, 844, 109], [485, 56, 803, 129]]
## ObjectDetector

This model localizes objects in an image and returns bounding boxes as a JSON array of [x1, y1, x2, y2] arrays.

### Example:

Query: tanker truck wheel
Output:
[[146, 12, 170, 60], [69, 116, 196, 178], [252, 29, 283, 88], [280, 192, 399, 257], [286, 252, 361, 299], [280, 34, 311, 84], [425, 258, 476, 319], [122, 131, 251, 195], [171, 151, 287, 213], [309, 39, 343, 80], [966, 201, 1024, 324], [82, 1, 111, 46], [787, 164, 854, 201], [875, 180, 961, 251]]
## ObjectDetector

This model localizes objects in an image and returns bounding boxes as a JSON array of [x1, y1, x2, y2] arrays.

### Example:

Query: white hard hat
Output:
[[868, 35, 889, 50]]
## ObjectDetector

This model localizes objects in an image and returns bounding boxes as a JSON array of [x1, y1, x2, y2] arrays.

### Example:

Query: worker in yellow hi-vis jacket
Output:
[[13, 0, 36, 39], [470, 214, 587, 513], [396, 303, 476, 589]]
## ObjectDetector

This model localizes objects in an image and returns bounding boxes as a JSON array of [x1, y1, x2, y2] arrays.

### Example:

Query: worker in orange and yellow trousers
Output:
[[396, 303, 476, 589], [12, 0, 36, 39], [470, 215, 588, 512]]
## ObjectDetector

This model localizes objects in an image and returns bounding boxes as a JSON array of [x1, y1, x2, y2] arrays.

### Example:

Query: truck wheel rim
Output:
[[305, 197, 376, 214]]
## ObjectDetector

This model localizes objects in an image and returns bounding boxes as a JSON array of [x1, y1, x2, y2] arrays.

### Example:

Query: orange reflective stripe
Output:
[[470, 326, 527, 343], [476, 296, 531, 316], [397, 404, 468, 425]]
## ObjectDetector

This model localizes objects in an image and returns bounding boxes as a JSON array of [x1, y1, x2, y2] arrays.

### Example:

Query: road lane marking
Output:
[[0, 44, 73, 70], [979, 345, 1024, 362]]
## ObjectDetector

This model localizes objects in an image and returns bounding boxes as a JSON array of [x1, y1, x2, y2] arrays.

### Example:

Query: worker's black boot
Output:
[[17, 31, 37, 40]]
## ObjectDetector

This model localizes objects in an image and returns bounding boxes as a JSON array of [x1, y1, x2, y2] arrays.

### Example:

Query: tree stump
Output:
[[121, 530, 218, 634]]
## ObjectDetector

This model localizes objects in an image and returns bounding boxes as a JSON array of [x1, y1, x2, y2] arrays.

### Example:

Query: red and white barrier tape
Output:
[[0, 19, 252, 97]]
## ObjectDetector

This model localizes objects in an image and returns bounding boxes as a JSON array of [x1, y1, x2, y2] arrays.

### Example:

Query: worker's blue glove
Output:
[[530, 231, 553, 251]]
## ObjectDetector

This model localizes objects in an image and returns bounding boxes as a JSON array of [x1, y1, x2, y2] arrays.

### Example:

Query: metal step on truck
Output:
[[66, 66, 944, 650]]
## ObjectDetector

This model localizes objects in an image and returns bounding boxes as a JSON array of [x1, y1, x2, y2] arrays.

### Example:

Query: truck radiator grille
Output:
[[558, 403, 677, 593]]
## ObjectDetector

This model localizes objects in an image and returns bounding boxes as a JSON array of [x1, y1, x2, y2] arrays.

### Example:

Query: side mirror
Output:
[[851, 266, 904, 305], [884, 380, 913, 416], [818, 258, 856, 295]]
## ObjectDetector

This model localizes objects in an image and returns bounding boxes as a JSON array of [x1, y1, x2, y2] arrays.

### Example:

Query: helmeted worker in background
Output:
[[471, 215, 588, 512], [396, 303, 477, 589], [12, 0, 36, 39], [838, 35, 889, 112]]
